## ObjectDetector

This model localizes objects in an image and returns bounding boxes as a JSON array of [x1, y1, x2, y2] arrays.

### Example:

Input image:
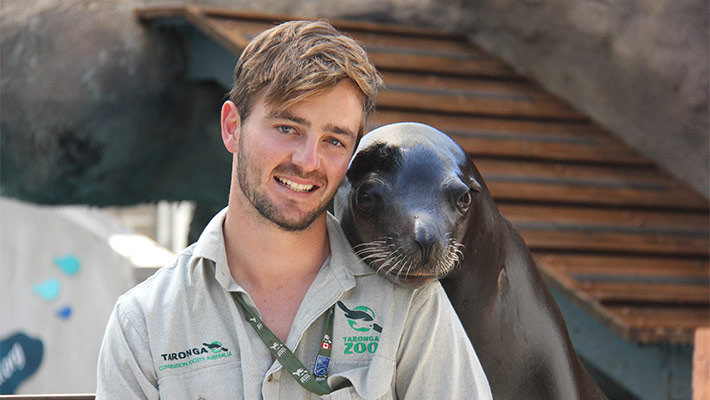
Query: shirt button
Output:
[[267, 375, 273, 382]]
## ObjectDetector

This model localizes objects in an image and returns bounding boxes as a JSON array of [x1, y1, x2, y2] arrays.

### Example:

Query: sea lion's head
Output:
[[335, 122, 481, 288]]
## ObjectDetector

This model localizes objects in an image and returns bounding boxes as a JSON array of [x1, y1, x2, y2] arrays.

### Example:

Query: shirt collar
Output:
[[325, 212, 373, 279], [190, 207, 233, 289], [190, 208, 375, 290]]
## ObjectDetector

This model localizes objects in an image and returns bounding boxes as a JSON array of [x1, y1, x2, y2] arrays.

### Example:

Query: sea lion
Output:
[[335, 122, 607, 399]]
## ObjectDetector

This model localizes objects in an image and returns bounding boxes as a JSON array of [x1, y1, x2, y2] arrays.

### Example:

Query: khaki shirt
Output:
[[96, 209, 492, 399]]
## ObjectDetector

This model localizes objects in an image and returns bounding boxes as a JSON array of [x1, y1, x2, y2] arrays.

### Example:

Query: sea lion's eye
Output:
[[356, 190, 373, 209], [447, 179, 473, 213], [456, 190, 472, 213], [355, 185, 377, 212], [354, 178, 385, 213]]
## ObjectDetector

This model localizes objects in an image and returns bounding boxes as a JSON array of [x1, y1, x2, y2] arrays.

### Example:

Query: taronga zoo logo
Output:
[[337, 302, 383, 355]]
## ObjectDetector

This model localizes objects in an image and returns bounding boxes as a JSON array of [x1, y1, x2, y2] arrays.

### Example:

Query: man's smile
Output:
[[274, 176, 319, 193]]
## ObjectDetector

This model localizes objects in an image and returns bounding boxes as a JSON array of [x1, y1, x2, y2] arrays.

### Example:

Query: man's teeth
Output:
[[275, 177, 315, 192]]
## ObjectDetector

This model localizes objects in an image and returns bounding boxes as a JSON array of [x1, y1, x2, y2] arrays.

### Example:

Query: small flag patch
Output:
[[313, 354, 330, 377]]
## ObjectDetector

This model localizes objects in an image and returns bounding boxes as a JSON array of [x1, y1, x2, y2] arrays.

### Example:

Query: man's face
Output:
[[235, 80, 364, 231]]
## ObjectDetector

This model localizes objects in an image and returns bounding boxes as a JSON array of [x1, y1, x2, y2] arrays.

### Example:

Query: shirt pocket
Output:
[[157, 361, 245, 399], [322, 356, 395, 400]]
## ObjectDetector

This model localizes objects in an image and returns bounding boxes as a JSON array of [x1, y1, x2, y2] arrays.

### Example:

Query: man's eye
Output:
[[327, 138, 343, 147], [278, 126, 294, 134]]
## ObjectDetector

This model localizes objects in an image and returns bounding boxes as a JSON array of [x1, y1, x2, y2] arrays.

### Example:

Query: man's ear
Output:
[[221, 101, 241, 153]]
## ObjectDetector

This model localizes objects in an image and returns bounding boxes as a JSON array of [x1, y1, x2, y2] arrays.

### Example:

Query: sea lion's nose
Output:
[[413, 217, 436, 264]]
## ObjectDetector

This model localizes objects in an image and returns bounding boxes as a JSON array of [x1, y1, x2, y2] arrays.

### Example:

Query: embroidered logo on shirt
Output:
[[337, 301, 382, 355], [337, 301, 382, 333], [158, 340, 233, 371], [203, 341, 229, 353]]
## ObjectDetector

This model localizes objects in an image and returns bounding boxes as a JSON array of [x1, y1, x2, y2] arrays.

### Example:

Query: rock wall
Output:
[[464, 0, 709, 198], [1, 0, 230, 207]]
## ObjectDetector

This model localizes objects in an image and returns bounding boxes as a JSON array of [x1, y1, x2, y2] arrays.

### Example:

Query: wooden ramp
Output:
[[135, 5, 709, 346]]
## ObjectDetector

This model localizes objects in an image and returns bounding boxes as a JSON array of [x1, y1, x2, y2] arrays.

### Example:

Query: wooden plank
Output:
[[476, 159, 709, 210], [605, 305, 709, 344], [501, 204, 709, 231], [534, 254, 710, 280], [369, 110, 651, 166], [347, 32, 517, 78], [575, 281, 708, 304], [453, 135, 634, 165], [521, 230, 709, 256], [487, 181, 706, 210], [694, 327, 710, 400], [367, 51, 515, 78], [501, 205, 710, 255], [477, 159, 674, 182], [604, 306, 710, 332], [347, 30, 487, 55], [377, 72, 586, 120]]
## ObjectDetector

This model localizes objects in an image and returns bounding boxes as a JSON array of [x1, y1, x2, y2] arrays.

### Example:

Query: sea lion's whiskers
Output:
[[355, 247, 379, 257], [435, 258, 446, 277], [376, 249, 400, 274], [387, 252, 405, 277], [360, 253, 388, 263], [353, 237, 391, 249], [356, 246, 386, 258], [395, 254, 411, 280], [404, 257, 416, 279], [353, 238, 391, 254], [390, 252, 407, 278]]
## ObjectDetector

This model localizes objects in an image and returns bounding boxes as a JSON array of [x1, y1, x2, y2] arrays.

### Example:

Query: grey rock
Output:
[[1, 0, 229, 206], [465, 0, 709, 198]]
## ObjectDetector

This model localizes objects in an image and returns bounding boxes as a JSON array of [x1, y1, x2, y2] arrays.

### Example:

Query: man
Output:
[[97, 20, 491, 399]]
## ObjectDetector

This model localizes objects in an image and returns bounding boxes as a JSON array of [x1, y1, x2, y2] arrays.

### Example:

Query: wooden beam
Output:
[[370, 110, 651, 166], [135, 4, 466, 39], [694, 327, 710, 400]]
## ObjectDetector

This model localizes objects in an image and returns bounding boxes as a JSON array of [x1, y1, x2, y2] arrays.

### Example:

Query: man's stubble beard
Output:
[[236, 135, 331, 232]]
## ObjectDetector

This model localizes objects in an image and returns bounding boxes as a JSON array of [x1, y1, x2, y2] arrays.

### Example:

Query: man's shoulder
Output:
[[114, 244, 198, 315]]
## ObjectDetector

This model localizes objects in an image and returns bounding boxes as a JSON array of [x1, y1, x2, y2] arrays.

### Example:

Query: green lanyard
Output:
[[231, 292, 334, 395]]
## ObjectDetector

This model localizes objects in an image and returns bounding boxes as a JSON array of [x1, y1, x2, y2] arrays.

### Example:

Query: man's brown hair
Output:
[[228, 20, 382, 134]]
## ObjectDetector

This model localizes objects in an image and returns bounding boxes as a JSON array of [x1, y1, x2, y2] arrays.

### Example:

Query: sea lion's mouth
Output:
[[274, 176, 318, 192], [353, 235, 464, 288]]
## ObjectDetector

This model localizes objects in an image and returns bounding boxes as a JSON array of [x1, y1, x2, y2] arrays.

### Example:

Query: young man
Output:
[[97, 20, 491, 399]]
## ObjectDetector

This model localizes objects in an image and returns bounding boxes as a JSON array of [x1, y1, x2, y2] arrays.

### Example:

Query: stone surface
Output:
[[465, 0, 709, 198], [1, 0, 229, 207]]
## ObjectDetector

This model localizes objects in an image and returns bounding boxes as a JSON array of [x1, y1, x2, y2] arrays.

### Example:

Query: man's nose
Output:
[[291, 136, 320, 171]]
